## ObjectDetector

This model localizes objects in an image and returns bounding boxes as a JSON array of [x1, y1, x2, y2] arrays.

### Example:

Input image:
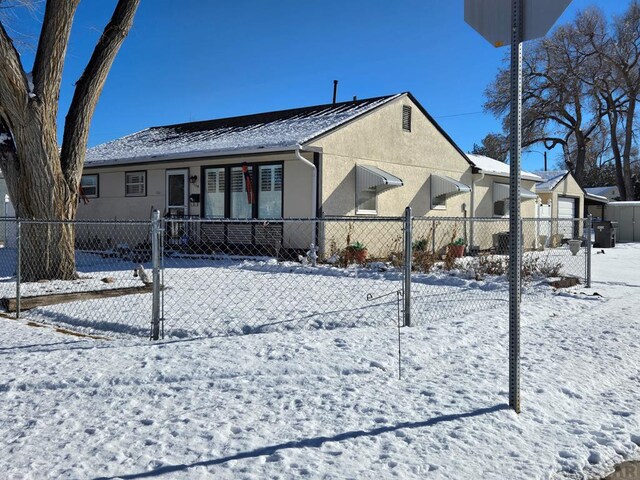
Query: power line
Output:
[[434, 111, 485, 119]]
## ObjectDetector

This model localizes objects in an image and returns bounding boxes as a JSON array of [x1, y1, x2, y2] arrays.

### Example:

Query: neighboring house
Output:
[[532, 170, 585, 240], [80, 93, 473, 253], [585, 186, 619, 201], [584, 186, 616, 219], [466, 154, 542, 251], [466, 154, 540, 218]]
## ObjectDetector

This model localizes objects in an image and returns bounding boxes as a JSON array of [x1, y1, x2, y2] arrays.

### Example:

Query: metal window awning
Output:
[[431, 174, 471, 198], [356, 165, 403, 192], [494, 183, 538, 201]]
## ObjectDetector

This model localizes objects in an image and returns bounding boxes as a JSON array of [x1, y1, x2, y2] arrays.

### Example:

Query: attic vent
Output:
[[402, 105, 412, 132]]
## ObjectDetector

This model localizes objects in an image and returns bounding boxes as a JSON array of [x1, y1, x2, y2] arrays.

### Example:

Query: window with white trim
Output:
[[258, 164, 282, 219], [204, 167, 225, 217], [125, 171, 146, 197], [356, 188, 377, 214], [230, 166, 253, 219], [431, 194, 446, 209], [80, 174, 98, 198], [493, 183, 509, 217]]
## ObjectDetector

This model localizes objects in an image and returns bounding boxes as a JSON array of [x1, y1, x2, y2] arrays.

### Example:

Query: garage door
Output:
[[557, 197, 576, 239]]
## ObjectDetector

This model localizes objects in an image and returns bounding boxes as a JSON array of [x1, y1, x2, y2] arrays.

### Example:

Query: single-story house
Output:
[[465, 153, 543, 251], [584, 186, 616, 219], [531, 170, 585, 241], [79, 92, 473, 255], [585, 186, 619, 201]]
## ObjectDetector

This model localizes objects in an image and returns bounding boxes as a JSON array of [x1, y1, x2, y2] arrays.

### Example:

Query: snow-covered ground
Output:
[[0, 244, 638, 479]]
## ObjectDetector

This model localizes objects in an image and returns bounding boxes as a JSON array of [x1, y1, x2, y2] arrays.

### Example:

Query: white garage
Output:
[[557, 196, 578, 239], [533, 170, 585, 241], [606, 202, 640, 242]]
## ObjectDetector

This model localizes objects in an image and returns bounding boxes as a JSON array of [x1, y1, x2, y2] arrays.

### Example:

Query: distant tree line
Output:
[[480, 1, 640, 200]]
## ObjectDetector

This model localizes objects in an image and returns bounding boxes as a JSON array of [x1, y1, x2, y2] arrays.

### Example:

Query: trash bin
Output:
[[496, 232, 509, 254], [593, 221, 615, 248]]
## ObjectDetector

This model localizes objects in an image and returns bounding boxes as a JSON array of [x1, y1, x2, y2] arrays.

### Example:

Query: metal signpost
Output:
[[464, 0, 571, 413]]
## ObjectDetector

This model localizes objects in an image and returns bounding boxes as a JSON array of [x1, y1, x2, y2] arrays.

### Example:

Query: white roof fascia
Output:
[[83, 145, 318, 169]]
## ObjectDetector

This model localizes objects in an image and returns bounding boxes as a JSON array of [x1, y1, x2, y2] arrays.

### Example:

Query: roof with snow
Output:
[[85, 94, 404, 166], [466, 153, 541, 182], [585, 186, 619, 199], [531, 170, 569, 192]]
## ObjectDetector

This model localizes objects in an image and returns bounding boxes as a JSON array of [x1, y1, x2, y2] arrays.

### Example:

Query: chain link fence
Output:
[[0, 213, 592, 339], [410, 216, 590, 326]]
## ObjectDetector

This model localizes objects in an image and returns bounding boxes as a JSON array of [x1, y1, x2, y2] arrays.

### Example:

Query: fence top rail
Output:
[[17, 218, 153, 226], [412, 216, 589, 222], [163, 216, 406, 224], [11, 216, 590, 226]]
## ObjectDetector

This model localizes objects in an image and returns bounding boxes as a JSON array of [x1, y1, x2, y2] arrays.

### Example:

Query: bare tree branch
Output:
[[60, 0, 140, 182], [0, 19, 28, 122], [31, 0, 80, 113]]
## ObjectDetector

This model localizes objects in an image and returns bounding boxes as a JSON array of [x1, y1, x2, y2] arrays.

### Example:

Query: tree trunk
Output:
[[6, 109, 79, 282], [0, 0, 140, 282], [572, 132, 587, 187], [621, 93, 637, 201]]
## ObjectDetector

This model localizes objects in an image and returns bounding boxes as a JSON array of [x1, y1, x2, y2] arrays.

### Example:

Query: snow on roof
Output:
[[585, 186, 618, 197], [531, 170, 568, 192], [465, 153, 541, 182], [584, 192, 608, 203], [86, 94, 402, 166]]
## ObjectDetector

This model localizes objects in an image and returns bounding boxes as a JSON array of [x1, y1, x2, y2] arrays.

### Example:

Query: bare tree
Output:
[[0, 0, 140, 281], [471, 132, 509, 162], [484, 8, 608, 186], [587, 1, 640, 200]]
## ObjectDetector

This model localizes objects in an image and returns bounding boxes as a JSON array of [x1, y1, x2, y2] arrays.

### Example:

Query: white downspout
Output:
[[294, 145, 317, 219], [470, 171, 485, 251], [295, 145, 318, 263]]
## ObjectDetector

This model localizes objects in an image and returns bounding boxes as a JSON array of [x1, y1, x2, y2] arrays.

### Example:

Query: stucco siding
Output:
[[309, 94, 472, 218]]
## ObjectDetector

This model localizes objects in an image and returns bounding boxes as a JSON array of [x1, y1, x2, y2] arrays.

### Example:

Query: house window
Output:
[[125, 171, 146, 197], [402, 105, 412, 132], [230, 166, 253, 219], [80, 174, 98, 198], [258, 164, 282, 219], [431, 194, 446, 210], [493, 183, 509, 217], [356, 188, 377, 214], [204, 167, 225, 218]]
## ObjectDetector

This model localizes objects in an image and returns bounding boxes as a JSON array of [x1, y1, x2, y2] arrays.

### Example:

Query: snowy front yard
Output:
[[0, 245, 639, 479]]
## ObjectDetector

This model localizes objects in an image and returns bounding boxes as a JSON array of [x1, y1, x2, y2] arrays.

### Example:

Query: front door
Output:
[[166, 169, 189, 243], [166, 169, 188, 217]]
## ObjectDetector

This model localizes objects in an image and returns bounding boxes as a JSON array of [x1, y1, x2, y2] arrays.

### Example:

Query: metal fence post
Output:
[[403, 207, 412, 327], [586, 214, 592, 288], [16, 219, 21, 319], [151, 209, 161, 341]]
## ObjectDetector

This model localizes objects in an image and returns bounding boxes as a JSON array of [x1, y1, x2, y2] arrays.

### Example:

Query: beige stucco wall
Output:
[[472, 174, 539, 218], [469, 174, 540, 251], [308, 94, 473, 218], [78, 152, 311, 221]]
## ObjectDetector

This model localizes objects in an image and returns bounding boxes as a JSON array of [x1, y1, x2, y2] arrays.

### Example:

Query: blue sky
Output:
[[6, 0, 629, 171]]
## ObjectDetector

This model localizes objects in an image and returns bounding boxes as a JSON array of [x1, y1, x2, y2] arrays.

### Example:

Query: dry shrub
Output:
[[474, 254, 508, 280], [414, 250, 436, 272], [523, 254, 562, 278]]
